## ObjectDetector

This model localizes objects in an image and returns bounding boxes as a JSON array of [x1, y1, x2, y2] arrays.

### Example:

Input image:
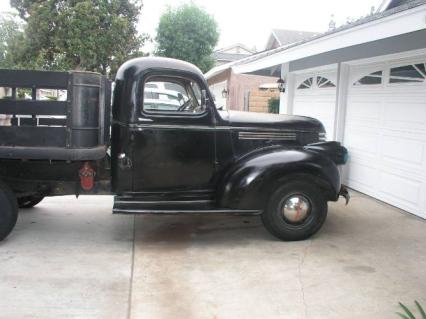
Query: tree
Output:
[[0, 13, 24, 69], [9, 0, 147, 77], [155, 3, 219, 73], [9, 0, 35, 20]]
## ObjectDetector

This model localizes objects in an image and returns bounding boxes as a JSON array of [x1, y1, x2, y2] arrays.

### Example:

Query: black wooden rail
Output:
[[0, 69, 111, 160]]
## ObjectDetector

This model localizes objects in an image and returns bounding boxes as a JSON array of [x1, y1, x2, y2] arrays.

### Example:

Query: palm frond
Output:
[[399, 302, 416, 319], [397, 312, 413, 319], [415, 301, 426, 319]]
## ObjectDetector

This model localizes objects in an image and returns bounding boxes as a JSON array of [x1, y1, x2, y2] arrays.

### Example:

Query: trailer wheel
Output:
[[0, 182, 18, 241], [18, 195, 44, 209], [262, 180, 328, 241]]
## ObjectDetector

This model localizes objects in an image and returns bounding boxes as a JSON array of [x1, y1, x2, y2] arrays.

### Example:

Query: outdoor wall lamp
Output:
[[277, 78, 285, 93], [221, 88, 229, 98]]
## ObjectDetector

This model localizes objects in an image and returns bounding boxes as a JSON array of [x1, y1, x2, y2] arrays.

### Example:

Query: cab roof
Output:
[[115, 57, 205, 81]]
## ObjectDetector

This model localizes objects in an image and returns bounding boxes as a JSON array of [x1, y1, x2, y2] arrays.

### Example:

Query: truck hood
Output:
[[218, 110, 325, 133]]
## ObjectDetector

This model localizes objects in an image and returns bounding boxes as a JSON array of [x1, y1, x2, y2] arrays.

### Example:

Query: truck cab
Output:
[[0, 57, 349, 241]]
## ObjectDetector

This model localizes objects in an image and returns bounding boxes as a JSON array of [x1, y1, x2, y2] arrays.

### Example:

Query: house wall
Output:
[[209, 81, 228, 109], [207, 69, 231, 109], [207, 69, 278, 111], [207, 69, 230, 86], [227, 73, 278, 111]]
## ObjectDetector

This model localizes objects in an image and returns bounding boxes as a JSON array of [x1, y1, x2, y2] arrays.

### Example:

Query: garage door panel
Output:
[[346, 152, 376, 166], [315, 101, 335, 114], [344, 128, 379, 155], [344, 164, 424, 214], [382, 135, 425, 166], [344, 160, 378, 190], [293, 74, 337, 139], [372, 193, 422, 218], [383, 101, 426, 128], [294, 101, 334, 115], [345, 60, 426, 218], [319, 119, 334, 139], [294, 101, 335, 133], [378, 171, 422, 206], [346, 101, 381, 126], [293, 100, 313, 112]]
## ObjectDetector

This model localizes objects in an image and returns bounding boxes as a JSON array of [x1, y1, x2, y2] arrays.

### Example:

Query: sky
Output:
[[0, 0, 384, 52]]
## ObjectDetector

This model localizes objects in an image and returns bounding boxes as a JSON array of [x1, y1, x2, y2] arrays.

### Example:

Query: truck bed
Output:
[[0, 69, 111, 161]]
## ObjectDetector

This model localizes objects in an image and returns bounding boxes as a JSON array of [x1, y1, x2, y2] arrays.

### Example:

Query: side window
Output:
[[389, 63, 426, 83], [353, 71, 383, 86], [142, 77, 206, 114], [145, 83, 158, 89]]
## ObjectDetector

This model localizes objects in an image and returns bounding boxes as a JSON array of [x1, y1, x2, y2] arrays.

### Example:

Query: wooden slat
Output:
[[0, 69, 69, 89], [38, 118, 67, 126], [0, 100, 68, 116], [0, 126, 67, 147], [19, 118, 67, 127]]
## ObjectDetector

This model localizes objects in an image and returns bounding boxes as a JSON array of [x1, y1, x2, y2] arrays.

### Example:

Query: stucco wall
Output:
[[208, 70, 277, 111]]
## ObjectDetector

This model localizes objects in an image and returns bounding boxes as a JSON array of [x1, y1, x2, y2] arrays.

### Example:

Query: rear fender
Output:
[[217, 148, 341, 210]]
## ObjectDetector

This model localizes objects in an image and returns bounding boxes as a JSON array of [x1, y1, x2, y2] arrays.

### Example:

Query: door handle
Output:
[[118, 153, 132, 169]]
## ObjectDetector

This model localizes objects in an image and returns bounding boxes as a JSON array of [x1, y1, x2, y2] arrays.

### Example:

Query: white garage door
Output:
[[293, 73, 337, 139], [344, 58, 426, 218]]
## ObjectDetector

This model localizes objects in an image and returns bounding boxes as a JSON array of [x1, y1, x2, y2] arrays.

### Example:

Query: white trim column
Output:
[[333, 62, 350, 142], [279, 63, 295, 114]]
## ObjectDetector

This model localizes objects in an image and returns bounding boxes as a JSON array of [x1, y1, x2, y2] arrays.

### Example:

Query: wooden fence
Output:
[[248, 89, 279, 113]]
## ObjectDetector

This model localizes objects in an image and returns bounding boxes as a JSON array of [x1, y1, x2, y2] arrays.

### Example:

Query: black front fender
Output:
[[217, 148, 341, 210]]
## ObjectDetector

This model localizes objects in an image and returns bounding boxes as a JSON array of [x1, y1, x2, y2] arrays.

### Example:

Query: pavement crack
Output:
[[298, 240, 312, 319], [126, 215, 136, 319]]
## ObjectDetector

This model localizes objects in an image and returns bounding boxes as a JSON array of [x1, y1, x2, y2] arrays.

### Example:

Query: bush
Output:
[[268, 97, 280, 114]]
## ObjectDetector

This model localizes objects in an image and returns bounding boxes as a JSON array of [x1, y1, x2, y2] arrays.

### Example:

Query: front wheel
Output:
[[18, 195, 44, 209], [262, 181, 328, 241], [0, 182, 18, 241]]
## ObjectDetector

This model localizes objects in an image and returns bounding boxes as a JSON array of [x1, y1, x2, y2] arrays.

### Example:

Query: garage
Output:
[[343, 56, 426, 217], [221, 1, 426, 218], [293, 71, 337, 139]]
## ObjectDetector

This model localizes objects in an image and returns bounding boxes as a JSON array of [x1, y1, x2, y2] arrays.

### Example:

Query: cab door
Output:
[[130, 74, 216, 191]]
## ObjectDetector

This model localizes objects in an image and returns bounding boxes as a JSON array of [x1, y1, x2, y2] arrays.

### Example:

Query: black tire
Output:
[[0, 182, 18, 241], [18, 195, 44, 209], [261, 180, 328, 241]]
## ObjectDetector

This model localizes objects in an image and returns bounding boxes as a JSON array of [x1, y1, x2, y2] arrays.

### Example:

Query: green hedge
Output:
[[268, 97, 280, 114]]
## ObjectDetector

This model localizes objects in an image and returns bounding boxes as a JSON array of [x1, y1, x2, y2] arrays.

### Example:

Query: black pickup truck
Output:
[[0, 57, 349, 241]]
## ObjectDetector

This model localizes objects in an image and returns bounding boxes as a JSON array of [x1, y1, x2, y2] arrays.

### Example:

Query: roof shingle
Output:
[[272, 29, 318, 46]]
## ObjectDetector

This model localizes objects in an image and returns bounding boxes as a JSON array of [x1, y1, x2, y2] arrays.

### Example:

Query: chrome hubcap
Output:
[[282, 195, 311, 223]]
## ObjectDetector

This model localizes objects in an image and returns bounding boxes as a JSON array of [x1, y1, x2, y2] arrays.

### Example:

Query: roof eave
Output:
[[233, 3, 426, 74]]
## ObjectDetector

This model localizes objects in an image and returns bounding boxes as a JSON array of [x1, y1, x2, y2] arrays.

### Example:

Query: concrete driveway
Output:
[[0, 192, 425, 319]]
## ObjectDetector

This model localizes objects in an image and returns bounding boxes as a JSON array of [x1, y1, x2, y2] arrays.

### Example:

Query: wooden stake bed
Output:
[[0, 69, 111, 161]]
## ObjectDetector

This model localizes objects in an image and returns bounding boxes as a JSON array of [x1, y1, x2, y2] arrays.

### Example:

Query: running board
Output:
[[116, 189, 215, 202], [113, 208, 262, 215], [113, 191, 262, 215]]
